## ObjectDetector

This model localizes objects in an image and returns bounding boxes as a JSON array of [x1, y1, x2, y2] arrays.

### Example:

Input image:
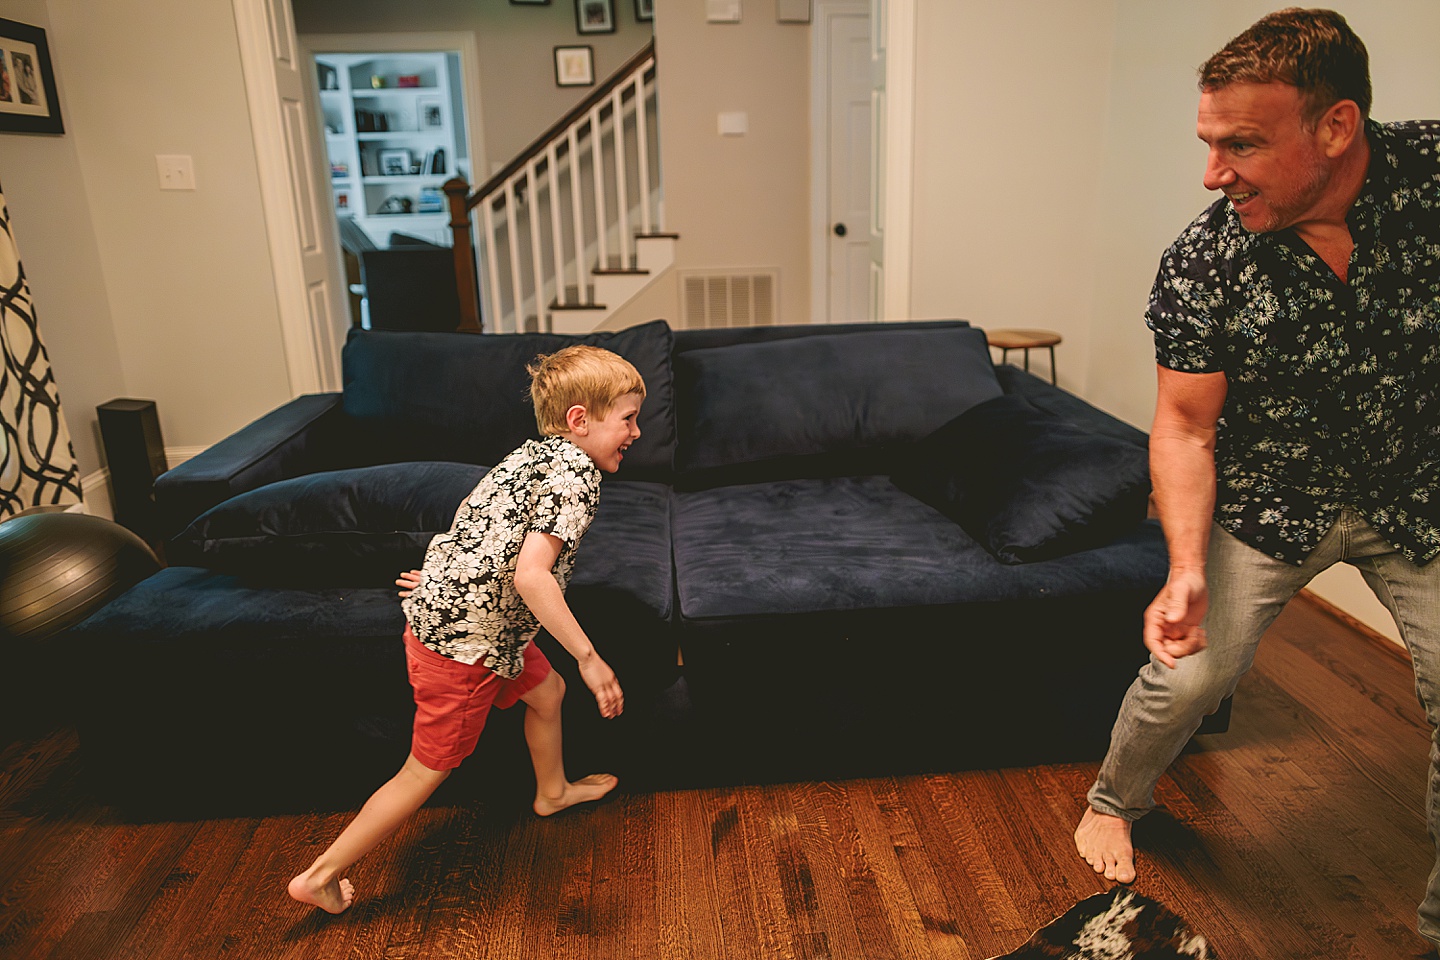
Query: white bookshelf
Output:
[[316, 51, 468, 246]]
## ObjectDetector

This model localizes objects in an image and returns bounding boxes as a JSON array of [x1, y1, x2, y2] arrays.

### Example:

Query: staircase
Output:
[[445, 41, 672, 334]]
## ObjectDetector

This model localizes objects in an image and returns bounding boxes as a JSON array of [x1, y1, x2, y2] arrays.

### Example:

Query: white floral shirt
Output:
[[1147, 120, 1440, 565], [402, 435, 600, 676]]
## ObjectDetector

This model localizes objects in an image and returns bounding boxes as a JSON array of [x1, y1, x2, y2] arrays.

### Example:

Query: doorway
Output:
[[811, 0, 872, 323]]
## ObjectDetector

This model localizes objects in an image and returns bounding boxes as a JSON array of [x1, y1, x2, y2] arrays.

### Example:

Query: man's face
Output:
[[1196, 81, 1332, 233]]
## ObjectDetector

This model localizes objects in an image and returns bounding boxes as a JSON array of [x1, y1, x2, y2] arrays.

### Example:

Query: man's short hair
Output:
[[1199, 7, 1371, 127], [528, 344, 646, 436]]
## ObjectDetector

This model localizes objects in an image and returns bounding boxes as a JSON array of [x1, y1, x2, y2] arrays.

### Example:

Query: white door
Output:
[[814, 1, 873, 323], [234, 0, 348, 393]]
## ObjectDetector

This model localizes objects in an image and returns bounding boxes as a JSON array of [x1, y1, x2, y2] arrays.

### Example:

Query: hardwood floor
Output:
[[2, 594, 1436, 959]]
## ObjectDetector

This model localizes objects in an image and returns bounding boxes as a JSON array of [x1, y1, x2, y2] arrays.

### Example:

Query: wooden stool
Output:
[[986, 328, 1062, 385]]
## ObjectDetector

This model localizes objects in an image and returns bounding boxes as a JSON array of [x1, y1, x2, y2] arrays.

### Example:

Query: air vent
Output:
[[679, 269, 779, 328]]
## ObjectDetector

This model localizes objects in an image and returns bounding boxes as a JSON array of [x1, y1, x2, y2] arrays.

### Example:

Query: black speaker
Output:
[[97, 398, 167, 548]]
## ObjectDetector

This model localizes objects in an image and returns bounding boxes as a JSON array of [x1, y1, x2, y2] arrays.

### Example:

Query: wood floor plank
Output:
[[3, 597, 1439, 959]]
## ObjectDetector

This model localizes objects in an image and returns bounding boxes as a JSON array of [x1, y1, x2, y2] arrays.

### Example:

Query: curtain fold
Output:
[[0, 183, 81, 518]]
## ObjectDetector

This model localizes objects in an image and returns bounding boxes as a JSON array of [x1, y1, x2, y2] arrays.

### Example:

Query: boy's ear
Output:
[[564, 404, 588, 434]]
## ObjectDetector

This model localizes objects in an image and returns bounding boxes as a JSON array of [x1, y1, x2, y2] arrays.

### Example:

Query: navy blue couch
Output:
[[72, 320, 1214, 812]]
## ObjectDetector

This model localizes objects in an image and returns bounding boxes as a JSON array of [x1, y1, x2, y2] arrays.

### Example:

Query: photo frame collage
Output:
[[509, 0, 653, 88]]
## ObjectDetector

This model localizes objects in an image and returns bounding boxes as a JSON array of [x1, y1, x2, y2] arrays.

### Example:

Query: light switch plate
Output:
[[706, 0, 741, 22], [718, 111, 748, 136], [156, 154, 196, 191]]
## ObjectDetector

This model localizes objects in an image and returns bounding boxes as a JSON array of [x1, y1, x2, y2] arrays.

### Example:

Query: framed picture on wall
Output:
[[575, 0, 616, 35], [554, 46, 594, 87], [510, 0, 550, 4], [0, 18, 63, 134], [634, 0, 653, 22]]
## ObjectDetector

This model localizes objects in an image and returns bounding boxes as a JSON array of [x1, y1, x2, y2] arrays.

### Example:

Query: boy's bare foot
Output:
[[534, 773, 619, 817], [287, 870, 356, 914], [1075, 807, 1137, 883]]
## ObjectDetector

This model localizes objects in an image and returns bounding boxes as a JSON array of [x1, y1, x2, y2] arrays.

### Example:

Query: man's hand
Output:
[[396, 569, 421, 598], [578, 654, 624, 718], [1144, 569, 1209, 668]]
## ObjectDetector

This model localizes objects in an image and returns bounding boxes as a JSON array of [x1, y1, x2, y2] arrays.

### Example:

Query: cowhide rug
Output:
[[989, 888, 1216, 959]]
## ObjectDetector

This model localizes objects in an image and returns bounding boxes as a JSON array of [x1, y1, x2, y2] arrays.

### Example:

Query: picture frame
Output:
[[510, 0, 550, 4], [417, 97, 444, 130], [379, 148, 412, 177], [0, 18, 63, 134], [575, 0, 616, 35], [554, 46, 594, 87], [634, 0, 653, 22]]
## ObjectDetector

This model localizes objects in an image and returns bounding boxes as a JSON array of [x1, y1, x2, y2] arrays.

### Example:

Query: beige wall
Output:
[[291, 0, 654, 174], [608, 0, 813, 331], [0, 1, 123, 475], [0, 0, 291, 480]]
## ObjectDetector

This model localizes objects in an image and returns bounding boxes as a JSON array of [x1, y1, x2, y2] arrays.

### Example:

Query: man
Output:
[[1072, 7, 1440, 951]]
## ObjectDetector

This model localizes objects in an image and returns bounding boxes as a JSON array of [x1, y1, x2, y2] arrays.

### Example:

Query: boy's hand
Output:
[[396, 569, 421, 598], [579, 654, 624, 718]]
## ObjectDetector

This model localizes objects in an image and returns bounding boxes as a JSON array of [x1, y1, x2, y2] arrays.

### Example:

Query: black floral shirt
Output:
[[402, 435, 600, 677], [1147, 120, 1440, 566]]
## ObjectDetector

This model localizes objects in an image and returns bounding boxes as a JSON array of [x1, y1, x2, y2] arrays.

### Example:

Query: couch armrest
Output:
[[155, 393, 346, 536]]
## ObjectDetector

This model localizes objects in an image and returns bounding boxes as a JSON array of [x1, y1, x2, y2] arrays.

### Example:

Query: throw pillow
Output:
[[894, 393, 1150, 563], [171, 461, 488, 584], [342, 319, 677, 478], [674, 326, 1003, 475]]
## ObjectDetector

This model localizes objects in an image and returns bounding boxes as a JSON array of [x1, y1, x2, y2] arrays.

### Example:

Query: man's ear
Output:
[[564, 404, 588, 434], [1317, 99, 1362, 158]]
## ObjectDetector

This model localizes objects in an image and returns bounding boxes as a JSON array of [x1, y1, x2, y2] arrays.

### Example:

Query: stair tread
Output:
[[592, 267, 650, 275], [549, 301, 608, 311]]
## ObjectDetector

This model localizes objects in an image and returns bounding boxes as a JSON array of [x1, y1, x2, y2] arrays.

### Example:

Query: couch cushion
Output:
[[170, 461, 487, 584], [671, 476, 1167, 622], [171, 461, 674, 612], [341, 319, 677, 480], [673, 326, 1002, 486], [893, 394, 1151, 563]]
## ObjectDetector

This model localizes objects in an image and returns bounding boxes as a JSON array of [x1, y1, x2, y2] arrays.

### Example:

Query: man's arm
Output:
[[1145, 364, 1227, 668], [513, 531, 623, 717]]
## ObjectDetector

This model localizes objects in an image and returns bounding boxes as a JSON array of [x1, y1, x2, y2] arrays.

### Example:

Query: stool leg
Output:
[[1023, 348, 1031, 373], [1048, 344, 1057, 385]]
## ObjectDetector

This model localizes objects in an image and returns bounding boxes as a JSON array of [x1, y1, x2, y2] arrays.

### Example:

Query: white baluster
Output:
[[503, 178, 524, 333], [611, 88, 630, 268], [568, 126, 587, 309], [546, 143, 566, 307], [589, 105, 608, 271]]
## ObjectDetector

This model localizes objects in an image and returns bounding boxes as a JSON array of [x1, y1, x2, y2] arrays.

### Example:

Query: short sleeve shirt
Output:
[[402, 435, 601, 677], [1146, 120, 1440, 566]]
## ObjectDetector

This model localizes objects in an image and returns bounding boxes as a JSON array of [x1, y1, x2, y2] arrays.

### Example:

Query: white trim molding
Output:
[[880, 0, 915, 321]]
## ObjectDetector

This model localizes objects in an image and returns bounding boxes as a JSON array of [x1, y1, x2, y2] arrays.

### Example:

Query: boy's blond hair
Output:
[[528, 345, 646, 436]]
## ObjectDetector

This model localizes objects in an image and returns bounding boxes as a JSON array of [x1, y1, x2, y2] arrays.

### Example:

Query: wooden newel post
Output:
[[444, 177, 482, 332]]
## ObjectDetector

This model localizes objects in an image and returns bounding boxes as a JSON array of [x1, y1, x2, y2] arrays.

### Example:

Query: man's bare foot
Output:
[[287, 869, 356, 914], [1074, 807, 1137, 883], [534, 773, 619, 816]]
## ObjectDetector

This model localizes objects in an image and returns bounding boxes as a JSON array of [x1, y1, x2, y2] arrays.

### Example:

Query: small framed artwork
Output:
[[379, 148, 412, 177], [510, 0, 550, 4], [575, 0, 616, 34], [417, 97, 444, 129], [634, 0, 653, 21], [0, 18, 63, 134], [554, 46, 594, 87]]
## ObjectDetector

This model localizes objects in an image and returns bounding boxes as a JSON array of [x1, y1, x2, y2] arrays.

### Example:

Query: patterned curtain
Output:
[[0, 184, 81, 518]]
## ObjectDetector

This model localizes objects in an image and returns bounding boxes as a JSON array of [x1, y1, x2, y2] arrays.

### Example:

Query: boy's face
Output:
[[567, 392, 643, 473]]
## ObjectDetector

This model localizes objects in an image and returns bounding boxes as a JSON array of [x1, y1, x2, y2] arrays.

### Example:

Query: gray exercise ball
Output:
[[0, 511, 161, 642]]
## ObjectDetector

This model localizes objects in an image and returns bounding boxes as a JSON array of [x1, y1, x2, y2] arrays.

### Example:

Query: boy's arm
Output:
[[514, 531, 624, 718]]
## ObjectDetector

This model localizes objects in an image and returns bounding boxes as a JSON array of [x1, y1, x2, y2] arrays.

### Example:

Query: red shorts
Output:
[[403, 624, 553, 771]]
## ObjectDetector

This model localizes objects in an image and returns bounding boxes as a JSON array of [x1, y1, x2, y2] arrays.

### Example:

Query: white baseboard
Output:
[[80, 469, 113, 520], [78, 444, 209, 522]]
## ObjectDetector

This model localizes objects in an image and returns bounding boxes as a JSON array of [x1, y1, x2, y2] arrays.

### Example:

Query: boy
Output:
[[288, 344, 644, 914]]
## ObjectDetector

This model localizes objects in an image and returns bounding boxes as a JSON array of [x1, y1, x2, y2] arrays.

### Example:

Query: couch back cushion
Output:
[[341, 320, 677, 480], [674, 325, 1002, 487]]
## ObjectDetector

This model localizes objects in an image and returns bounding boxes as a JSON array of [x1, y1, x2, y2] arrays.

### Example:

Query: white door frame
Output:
[[231, 0, 486, 394], [809, 0, 870, 323], [879, 0, 915, 321]]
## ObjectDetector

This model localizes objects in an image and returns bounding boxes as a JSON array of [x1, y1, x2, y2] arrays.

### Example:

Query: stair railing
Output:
[[444, 40, 661, 333]]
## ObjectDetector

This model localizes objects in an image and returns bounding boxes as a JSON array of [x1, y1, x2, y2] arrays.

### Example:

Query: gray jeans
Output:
[[1086, 507, 1440, 947]]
